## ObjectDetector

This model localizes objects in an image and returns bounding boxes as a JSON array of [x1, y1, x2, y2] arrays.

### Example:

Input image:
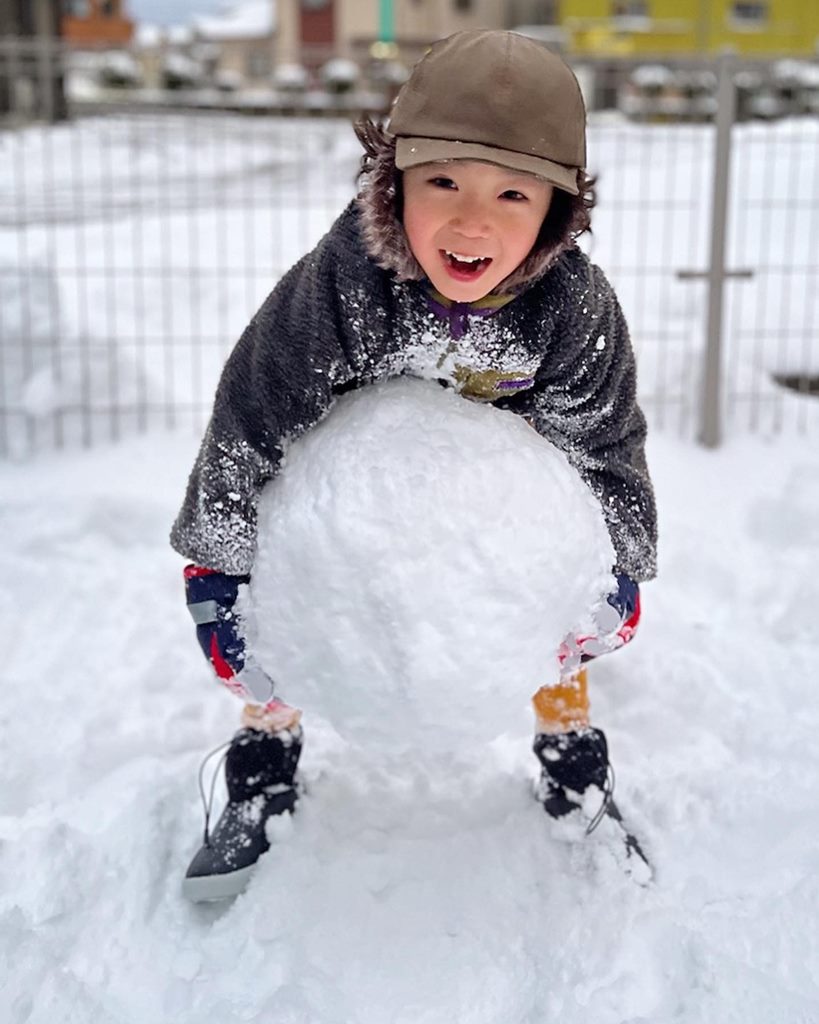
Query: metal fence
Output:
[[1, 41, 817, 458]]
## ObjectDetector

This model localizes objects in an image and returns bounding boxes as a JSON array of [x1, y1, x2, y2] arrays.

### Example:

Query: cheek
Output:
[[510, 208, 549, 260], [505, 220, 540, 265], [402, 203, 432, 259]]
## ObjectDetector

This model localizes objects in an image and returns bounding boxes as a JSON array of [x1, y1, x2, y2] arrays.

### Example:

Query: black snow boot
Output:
[[533, 728, 653, 879], [182, 725, 302, 902], [533, 728, 612, 827]]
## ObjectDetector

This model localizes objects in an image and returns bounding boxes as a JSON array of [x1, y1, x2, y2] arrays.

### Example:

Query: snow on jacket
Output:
[[170, 200, 657, 582]]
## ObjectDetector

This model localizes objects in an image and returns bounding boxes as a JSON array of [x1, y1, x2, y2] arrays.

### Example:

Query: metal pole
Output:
[[378, 0, 394, 44], [37, 34, 54, 123], [699, 52, 736, 448]]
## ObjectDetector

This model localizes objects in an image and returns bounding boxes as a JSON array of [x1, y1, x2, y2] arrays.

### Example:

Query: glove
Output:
[[184, 565, 276, 704], [558, 572, 641, 674]]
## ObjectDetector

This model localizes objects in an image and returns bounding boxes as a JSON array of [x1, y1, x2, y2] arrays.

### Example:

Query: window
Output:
[[453, 0, 473, 11], [247, 50, 271, 79], [731, 2, 767, 23], [63, 0, 90, 15], [611, 1, 648, 17]]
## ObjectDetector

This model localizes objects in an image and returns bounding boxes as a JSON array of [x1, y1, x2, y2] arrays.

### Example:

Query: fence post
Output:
[[36, 34, 54, 123], [699, 52, 737, 448]]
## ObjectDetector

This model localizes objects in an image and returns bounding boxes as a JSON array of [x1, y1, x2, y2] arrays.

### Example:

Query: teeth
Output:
[[445, 251, 487, 263]]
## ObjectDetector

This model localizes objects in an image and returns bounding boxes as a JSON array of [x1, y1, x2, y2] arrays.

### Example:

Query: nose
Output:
[[449, 195, 492, 239]]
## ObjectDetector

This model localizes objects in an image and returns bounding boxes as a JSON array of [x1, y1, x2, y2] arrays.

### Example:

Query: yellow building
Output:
[[560, 0, 819, 57]]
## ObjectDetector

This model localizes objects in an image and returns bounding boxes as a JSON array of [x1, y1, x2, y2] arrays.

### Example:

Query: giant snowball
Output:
[[251, 378, 615, 753]]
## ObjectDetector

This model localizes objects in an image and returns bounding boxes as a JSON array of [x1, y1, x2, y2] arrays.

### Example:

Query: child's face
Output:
[[402, 160, 553, 302]]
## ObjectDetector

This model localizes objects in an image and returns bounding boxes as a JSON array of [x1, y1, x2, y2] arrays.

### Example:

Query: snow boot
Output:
[[533, 728, 652, 878], [533, 727, 611, 824], [182, 725, 302, 903]]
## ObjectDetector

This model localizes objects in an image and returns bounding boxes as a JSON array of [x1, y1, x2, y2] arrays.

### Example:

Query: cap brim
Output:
[[395, 137, 580, 195]]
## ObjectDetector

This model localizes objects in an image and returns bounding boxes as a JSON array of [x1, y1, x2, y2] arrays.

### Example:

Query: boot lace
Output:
[[586, 763, 615, 835], [197, 739, 231, 847]]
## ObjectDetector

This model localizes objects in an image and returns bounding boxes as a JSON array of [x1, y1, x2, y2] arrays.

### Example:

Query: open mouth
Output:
[[441, 249, 493, 280]]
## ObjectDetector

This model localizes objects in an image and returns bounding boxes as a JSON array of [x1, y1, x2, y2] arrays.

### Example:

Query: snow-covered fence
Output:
[[0, 35, 68, 124], [0, 56, 817, 457], [584, 56, 819, 441]]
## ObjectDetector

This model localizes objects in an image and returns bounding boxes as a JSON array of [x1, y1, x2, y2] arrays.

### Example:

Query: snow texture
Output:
[[251, 378, 615, 751], [2, 417, 819, 1023]]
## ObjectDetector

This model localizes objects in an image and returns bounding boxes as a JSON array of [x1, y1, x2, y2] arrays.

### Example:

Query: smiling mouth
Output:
[[441, 250, 493, 277]]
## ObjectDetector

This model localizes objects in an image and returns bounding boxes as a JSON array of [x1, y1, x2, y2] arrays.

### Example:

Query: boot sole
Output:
[[182, 863, 257, 903]]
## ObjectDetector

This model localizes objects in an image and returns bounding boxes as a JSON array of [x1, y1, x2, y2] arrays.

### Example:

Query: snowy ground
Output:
[[2, 396, 819, 1022]]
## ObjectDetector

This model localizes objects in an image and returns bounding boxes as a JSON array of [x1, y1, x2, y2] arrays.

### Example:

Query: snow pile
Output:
[[1, 427, 819, 1022], [251, 379, 614, 751]]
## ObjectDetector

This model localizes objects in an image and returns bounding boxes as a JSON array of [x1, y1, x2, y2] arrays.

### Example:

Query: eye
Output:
[[429, 176, 457, 190], [500, 189, 528, 201]]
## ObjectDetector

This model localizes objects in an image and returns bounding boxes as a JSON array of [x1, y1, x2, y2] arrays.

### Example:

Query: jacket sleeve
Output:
[[525, 257, 657, 582], [170, 217, 361, 575]]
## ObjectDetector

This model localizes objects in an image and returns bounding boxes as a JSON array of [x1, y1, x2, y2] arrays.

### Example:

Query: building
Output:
[[193, 0, 276, 86], [560, 0, 819, 57], [61, 0, 134, 47], [275, 0, 507, 70]]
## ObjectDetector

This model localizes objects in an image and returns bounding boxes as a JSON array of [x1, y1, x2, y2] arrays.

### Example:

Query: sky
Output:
[[127, 0, 227, 27]]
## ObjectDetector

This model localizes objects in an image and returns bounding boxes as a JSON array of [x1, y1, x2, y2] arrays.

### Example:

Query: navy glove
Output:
[[184, 565, 276, 703], [558, 572, 641, 673], [603, 572, 640, 630]]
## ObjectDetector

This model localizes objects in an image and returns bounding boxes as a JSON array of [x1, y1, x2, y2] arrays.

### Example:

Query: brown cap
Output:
[[389, 30, 586, 195]]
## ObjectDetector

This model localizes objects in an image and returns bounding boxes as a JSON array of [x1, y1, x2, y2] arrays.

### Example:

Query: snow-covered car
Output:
[[98, 51, 143, 89], [319, 57, 359, 94], [273, 62, 309, 93]]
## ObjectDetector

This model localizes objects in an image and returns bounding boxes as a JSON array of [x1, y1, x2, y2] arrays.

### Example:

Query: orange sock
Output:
[[241, 700, 302, 734], [532, 668, 590, 734]]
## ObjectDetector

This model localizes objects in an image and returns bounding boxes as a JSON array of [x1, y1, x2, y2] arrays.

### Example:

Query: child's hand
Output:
[[558, 573, 641, 673], [184, 565, 276, 704], [595, 572, 640, 642]]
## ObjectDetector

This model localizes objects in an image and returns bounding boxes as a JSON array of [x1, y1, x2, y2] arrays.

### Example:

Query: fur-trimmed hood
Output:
[[354, 141, 577, 296]]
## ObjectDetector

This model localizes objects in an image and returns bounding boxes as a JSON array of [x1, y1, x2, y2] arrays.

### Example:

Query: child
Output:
[[172, 30, 657, 902]]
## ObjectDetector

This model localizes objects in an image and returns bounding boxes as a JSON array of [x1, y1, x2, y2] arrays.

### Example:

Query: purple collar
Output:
[[424, 291, 509, 340]]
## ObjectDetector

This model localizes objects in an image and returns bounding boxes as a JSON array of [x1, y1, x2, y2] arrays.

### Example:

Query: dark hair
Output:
[[353, 116, 596, 244], [354, 116, 395, 178]]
